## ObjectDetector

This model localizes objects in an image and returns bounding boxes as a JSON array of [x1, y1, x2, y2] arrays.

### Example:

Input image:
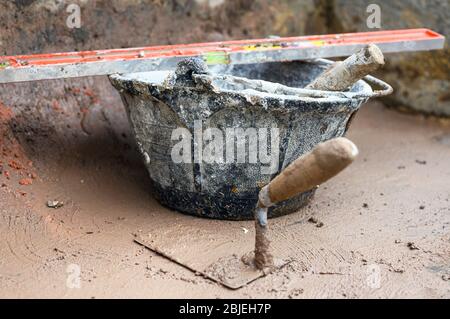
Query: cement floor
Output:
[[1, 101, 449, 298]]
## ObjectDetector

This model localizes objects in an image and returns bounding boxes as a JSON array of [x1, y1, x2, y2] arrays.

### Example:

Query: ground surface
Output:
[[0, 98, 449, 298]]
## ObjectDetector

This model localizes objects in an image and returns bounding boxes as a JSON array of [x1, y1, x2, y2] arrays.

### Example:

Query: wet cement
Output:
[[254, 219, 274, 271], [1, 100, 450, 298]]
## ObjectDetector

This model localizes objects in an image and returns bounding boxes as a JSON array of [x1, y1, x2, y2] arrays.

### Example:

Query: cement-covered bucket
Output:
[[110, 58, 392, 220]]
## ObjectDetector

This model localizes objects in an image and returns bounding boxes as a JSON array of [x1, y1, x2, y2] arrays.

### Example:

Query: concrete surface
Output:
[[1, 100, 449, 298]]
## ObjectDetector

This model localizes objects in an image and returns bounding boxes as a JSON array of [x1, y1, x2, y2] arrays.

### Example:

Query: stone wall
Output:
[[330, 0, 450, 116], [0, 0, 321, 55]]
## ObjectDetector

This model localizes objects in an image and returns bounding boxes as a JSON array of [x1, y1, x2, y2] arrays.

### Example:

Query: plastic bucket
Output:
[[110, 59, 392, 220]]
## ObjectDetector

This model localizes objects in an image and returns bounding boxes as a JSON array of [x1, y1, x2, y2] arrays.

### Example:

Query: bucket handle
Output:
[[354, 74, 394, 98], [314, 59, 393, 99]]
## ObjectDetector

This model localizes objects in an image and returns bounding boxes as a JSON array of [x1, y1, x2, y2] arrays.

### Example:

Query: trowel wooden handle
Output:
[[260, 137, 358, 206], [306, 44, 385, 91]]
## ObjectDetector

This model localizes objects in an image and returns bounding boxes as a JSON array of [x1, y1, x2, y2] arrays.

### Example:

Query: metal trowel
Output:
[[135, 137, 358, 289]]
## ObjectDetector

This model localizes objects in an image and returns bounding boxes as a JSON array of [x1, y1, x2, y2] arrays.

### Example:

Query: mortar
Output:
[[110, 59, 391, 220]]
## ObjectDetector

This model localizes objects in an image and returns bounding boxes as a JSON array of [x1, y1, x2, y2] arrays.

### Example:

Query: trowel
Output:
[[135, 137, 358, 289], [134, 43, 384, 289]]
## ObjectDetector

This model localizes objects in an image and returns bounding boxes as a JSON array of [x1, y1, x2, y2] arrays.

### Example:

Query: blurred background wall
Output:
[[0, 0, 448, 121]]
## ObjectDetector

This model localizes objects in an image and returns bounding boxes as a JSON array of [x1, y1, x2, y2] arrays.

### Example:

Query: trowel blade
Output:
[[134, 236, 288, 289]]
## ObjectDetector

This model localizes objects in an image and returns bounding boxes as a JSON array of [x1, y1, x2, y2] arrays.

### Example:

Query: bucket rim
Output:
[[109, 59, 391, 104]]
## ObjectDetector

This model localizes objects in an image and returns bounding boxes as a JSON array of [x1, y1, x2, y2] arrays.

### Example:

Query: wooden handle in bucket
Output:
[[259, 137, 358, 207], [306, 44, 385, 92]]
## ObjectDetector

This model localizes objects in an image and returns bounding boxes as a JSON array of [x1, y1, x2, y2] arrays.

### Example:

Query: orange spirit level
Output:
[[0, 28, 444, 84]]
